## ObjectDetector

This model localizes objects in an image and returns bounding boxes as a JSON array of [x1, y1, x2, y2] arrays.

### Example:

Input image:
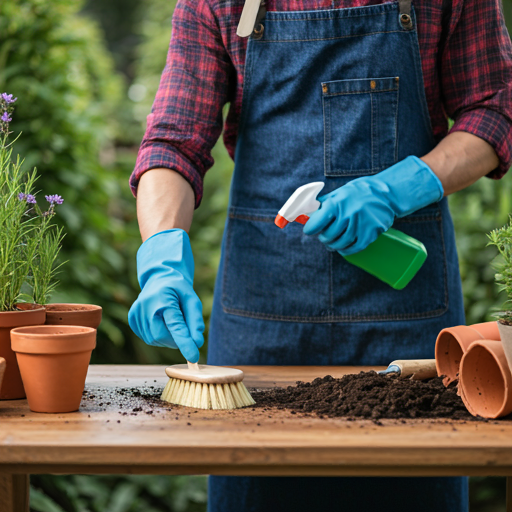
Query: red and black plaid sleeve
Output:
[[443, 0, 512, 178], [130, 0, 235, 207]]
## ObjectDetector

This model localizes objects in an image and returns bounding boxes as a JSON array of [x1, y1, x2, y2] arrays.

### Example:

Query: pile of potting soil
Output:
[[252, 371, 474, 420]]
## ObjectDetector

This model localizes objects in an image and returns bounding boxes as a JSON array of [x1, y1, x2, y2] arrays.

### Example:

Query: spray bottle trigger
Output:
[[295, 215, 310, 225]]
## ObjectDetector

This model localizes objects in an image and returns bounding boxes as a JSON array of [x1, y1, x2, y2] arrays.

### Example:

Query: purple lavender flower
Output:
[[1, 93, 17, 104], [18, 192, 37, 204], [45, 194, 64, 205], [1, 112, 12, 123]]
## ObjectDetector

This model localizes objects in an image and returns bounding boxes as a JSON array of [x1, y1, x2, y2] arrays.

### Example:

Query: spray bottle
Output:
[[275, 182, 427, 290]]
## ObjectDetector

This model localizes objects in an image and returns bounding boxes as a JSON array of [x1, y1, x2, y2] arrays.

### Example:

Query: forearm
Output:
[[420, 131, 500, 196], [136, 169, 195, 242]]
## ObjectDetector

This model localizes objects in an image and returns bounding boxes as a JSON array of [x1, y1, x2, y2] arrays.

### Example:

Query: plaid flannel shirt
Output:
[[131, 0, 512, 207]]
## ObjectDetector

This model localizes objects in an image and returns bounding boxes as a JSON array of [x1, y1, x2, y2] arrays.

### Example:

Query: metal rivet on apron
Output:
[[252, 23, 264, 39], [322, 84, 328, 94], [370, 80, 376, 90], [400, 13, 413, 30]]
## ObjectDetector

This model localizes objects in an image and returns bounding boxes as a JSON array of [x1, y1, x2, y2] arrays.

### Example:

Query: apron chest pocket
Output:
[[322, 77, 399, 177]]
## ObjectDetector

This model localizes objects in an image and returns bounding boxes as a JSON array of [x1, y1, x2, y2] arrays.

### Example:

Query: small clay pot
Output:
[[435, 322, 500, 385], [459, 339, 512, 419], [11, 325, 96, 413], [45, 303, 102, 329], [0, 304, 46, 400], [0, 357, 6, 395]]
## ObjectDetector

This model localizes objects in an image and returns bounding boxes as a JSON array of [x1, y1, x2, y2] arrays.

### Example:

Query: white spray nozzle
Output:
[[275, 182, 325, 228]]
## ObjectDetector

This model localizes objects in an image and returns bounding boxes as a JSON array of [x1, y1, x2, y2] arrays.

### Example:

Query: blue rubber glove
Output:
[[303, 156, 444, 256], [128, 229, 204, 363]]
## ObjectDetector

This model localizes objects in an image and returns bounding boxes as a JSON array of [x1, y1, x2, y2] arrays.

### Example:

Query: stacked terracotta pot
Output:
[[435, 321, 512, 419], [4, 304, 101, 413], [0, 304, 46, 400]]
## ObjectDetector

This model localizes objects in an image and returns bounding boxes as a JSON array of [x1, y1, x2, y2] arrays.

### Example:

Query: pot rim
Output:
[[44, 303, 102, 311], [0, 304, 46, 314], [11, 326, 96, 355], [435, 325, 484, 385], [460, 339, 512, 418], [0, 304, 47, 329], [11, 325, 96, 336]]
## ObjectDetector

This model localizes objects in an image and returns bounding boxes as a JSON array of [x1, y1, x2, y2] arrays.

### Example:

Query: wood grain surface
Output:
[[1, 365, 512, 477]]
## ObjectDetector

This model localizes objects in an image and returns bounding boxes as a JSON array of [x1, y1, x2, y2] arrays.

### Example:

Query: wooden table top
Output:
[[1, 365, 512, 477]]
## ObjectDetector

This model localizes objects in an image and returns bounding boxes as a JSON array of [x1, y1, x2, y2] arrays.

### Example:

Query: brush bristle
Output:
[[160, 377, 255, 410]]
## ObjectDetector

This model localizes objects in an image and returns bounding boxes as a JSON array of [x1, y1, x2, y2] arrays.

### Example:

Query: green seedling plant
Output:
[[0, 93, 65, 311], [487, 216, 512, 325]]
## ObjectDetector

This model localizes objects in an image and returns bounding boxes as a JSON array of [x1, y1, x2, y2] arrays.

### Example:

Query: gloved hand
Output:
[[128, 229, 204, 363], [303, 156, 444, 256]]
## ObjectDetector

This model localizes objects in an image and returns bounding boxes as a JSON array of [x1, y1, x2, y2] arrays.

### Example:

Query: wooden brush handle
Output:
[[187, 361, 200, 371], [391, 359, 438, 380]]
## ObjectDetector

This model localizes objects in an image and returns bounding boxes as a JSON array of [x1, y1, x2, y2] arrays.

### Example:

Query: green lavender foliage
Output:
[[29, 218, 66, 306], [0, 92, 66, 309], [487, 217, 512, 322], [0, 136, 38, 310]]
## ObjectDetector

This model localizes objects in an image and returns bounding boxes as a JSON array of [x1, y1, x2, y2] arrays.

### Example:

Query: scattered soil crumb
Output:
[[251, 372, 478, 420]]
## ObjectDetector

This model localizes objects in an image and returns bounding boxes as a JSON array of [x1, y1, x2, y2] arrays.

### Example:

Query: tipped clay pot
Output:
[[459, 339, 512, 419], [45, 303, 102, 329], [435, 322, 500, 385], [0, 357, 6, 395], [11, 325, 96, 413], [0, 304, 46, 399]]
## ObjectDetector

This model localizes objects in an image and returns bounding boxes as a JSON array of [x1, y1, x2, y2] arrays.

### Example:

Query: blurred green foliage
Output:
[[0, 0, 511, 510], [30, 475, 207, 512]]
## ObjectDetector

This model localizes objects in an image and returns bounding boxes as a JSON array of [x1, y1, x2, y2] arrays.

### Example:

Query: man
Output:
[[128, 0, 512, 510]]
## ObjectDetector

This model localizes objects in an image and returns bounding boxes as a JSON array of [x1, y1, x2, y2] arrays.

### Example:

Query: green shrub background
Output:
[[0, 0, 511, 510]]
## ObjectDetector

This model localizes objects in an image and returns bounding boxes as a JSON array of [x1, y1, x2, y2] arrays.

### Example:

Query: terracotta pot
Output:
[[0, 357, 6, 395], [45, 303, 102, 329], [459, 340, 512, 419], [11, 325, 96, 413], [435, 322, 500, 386], [0, 304, 46, 399]]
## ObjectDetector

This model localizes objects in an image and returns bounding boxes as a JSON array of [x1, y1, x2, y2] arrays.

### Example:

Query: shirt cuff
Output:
[[130, 142, 204, 208], [450, 108, 512, 179]]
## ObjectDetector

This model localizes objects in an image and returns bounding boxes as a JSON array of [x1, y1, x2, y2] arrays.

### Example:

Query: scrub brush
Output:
[[160, 361, 256, 409]]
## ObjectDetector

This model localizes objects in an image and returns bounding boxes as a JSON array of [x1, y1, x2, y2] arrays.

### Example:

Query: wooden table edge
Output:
[[2, 463, 512, 477]]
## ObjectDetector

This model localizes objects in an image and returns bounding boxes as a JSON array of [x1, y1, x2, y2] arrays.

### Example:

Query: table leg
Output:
[[0, 473, 29, 512], [507, 476, 512, 512]]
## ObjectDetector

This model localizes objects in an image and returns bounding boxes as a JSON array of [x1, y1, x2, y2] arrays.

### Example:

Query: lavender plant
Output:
[[29, 196, 66, 305], [0, 93, 65, 311], [487, 217, 512, 324]]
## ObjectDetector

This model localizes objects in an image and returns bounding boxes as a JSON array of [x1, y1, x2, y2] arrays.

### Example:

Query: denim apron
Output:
[[208, 1, 468, 510]]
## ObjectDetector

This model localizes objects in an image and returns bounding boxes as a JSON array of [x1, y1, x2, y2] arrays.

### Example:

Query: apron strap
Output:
[[398, 0, 414, 30], [398, 0, 412, 15], [237, 0, 267, 38]]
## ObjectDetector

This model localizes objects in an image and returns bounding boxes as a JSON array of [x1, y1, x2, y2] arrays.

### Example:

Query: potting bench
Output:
[[1, 365, 512, 511]]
